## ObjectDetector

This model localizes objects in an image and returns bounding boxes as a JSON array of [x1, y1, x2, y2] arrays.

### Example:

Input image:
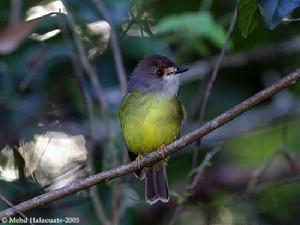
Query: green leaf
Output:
[[238, 0, 260, 38], [157, 12, 227, 48]]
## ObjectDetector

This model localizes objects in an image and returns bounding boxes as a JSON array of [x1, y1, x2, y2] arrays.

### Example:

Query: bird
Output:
[[118, 55, 189, 204]]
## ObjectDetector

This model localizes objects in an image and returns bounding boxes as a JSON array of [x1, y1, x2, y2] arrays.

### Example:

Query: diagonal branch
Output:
[[1, 69, 300, 219], [71, 57, 111, 225], [63, 5, 113, 139]]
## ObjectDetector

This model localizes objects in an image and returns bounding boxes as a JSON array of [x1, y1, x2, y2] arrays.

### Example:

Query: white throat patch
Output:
[[157, 75, 179, 99]]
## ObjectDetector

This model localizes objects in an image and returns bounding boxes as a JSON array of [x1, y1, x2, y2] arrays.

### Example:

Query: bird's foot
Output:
[[158, 144, 167, 160], [136, 154, 144, 170]]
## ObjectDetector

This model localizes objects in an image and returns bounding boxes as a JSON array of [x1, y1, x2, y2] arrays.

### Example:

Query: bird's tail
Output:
[[144, 161, 169, 204]]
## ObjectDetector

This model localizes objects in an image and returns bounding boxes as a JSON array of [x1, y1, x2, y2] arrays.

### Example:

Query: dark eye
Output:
[[155, 69, 163, 77]]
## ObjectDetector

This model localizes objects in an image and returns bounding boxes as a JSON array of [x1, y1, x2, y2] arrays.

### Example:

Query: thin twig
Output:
[[91, 0, 127, 95], [88, 148, 111, 225], [0, 193, 33, 225], [146, 158, 300, 223], [253, 176, 300, 193], [64, 8, 120, 181], [247, 150, 281, 191], [71, 38, 111, 225], [123, 11, 135, 35], [190, 146, 221, 190], [169, 204, 184, 225], [247, 149, 298, 191], [280, 119, 298, 174], [198, 9, 238, 123], [89, 3, 128, 223], [187, 34, 300, 116], [192, 9, 237, 168], [1, 68, 300, 218], [281, 148, 298, 174], [247, 116, 298, 191], [101, 36, 300, 105], [111, 147, 129, 225], [90, 186, 111, 225], [72, 56, 111, 225], [9, 0, 22, 26], [59, 10, 112, 225], [168, 145, 221, 225], [181, 11, 237, 223], [111, 183, 126, 225], [71, 56, 95, 141], [19, 48, 47, 91], [63, 4, 113, 139]]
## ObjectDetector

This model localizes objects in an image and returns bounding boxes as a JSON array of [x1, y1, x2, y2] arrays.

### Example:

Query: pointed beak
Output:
[[175, 66, 189, 74]]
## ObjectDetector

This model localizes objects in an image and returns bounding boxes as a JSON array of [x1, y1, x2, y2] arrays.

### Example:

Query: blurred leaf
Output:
[[258, 0, 300, 29], [157, 12, 227, 48], [238, 0, 260, 38], [0, 17, 43, 54]]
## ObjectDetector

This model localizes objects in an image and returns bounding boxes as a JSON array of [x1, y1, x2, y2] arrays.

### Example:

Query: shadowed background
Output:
[[0, 0, 300, 225]]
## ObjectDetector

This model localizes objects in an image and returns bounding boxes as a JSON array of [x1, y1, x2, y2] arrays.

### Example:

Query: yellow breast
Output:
[[118, 92, 185, 154]]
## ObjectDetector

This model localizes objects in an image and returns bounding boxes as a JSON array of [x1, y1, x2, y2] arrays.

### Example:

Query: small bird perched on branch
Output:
[[118, 55, 189, 204]]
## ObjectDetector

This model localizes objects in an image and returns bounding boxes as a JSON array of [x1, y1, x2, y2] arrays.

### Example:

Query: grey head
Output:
[[128, 55, 189, 98]]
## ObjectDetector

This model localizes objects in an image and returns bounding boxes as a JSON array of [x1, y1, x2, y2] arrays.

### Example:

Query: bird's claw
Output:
[[158, 144, 167, 160], [136, 154, 144, 170]]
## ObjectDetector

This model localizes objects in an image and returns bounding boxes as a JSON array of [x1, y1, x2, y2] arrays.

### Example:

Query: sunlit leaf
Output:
[[26, 0, 67, 21], [19, 132, 88, 190]]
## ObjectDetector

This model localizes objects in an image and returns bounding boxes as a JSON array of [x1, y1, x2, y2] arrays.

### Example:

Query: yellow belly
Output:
[[118, 92, 185, 154]]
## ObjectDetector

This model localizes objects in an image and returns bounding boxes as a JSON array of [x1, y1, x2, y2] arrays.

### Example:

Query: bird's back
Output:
[[118, 92, 185, 154]]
